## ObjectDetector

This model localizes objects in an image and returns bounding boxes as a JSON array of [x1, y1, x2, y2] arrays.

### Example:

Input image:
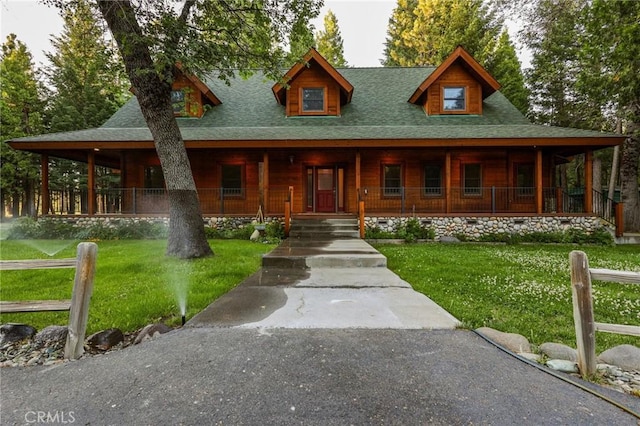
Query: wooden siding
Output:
[[426, 62, 482, 115], [121, 147, 554, 215], [287, 66, 341, 116]]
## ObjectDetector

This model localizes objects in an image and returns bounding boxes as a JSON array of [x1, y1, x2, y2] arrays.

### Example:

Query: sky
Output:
[[0, 0, 529, 69]]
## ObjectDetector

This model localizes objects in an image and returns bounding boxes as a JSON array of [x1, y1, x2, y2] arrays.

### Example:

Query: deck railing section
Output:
[[46, 186, 294, 216]]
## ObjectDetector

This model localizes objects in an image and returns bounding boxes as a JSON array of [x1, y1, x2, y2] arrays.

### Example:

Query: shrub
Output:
[[365, 225, 396, 240], [394, 218, 435, 242], [265, 220, 285, 241]]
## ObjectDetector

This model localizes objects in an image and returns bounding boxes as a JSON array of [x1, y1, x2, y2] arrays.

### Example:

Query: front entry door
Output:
[[316, 167, 335, 213]]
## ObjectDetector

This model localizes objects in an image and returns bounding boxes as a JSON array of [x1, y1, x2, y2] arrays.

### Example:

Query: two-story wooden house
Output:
[[8, 47, 624, 238]]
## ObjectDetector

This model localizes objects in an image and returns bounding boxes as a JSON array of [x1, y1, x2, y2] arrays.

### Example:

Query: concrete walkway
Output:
[[188, 238, 460, 330], [2, 238, 639, 424]]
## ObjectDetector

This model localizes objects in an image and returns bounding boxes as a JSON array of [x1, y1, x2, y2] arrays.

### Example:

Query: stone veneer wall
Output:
[[365, 216, 606, 240], [42, 216, 280, 231]]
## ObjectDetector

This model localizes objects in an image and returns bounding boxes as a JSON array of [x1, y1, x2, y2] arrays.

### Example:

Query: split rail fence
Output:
[[570, 250, 640, 377], [0, 242, 97, 360]]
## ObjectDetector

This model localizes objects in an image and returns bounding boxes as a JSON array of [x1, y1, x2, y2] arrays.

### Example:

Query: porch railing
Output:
[[45, 186, 294, 216]]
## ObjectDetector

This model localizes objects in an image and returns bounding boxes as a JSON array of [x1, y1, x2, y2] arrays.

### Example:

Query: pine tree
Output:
[[315, 10, 347, 67], [46, 0, 129, 132], [0, 34, 44, 217], [578, 0, 640, 231], [382, 0, 419, 66], [44, 0, 129, 213], [384, 0, 502, 67], [485, 30, 529, 115]]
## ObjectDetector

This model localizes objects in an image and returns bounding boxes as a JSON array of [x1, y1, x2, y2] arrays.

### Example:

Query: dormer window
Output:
[[443, 87, 466, 111], [301, 88, 326, 114]]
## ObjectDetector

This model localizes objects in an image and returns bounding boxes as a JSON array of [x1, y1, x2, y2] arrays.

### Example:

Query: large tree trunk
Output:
[[98, 0, 212, 258]]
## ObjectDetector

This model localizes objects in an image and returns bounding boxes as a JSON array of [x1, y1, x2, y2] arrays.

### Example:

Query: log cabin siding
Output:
[[287, 67, 341, 116], [426, 63, 482, 115]]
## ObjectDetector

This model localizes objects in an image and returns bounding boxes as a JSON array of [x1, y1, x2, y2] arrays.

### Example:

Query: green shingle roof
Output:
[[11, 67, 620, 144]]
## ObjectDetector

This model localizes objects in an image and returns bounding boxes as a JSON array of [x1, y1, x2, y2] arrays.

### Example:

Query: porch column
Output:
[[263, 151, 269, 214], [41, 154, 50, 215], [445, 151, 451, 213], [535, 149, 543, 214], [584, 149, 593, 214], [88, 150, 96, 215], [355, 150, 361, 207]]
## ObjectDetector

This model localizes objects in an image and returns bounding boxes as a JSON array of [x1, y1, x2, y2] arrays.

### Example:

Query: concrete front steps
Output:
[[288, 216, 360, 240], [262, 238, 387, 270]]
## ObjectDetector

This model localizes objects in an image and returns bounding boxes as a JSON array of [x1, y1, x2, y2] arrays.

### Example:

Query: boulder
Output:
[[598, 345, 640, 371], [539, 342, 577, 362], [547, 359, 579, 373], [33, 326, 68, 349], [439, 236, 460, 243], [518, 352, 542, 363], [0, 323, 36, 346], [133, 323, 172, 345], [476, 327, 531, 353], [87, 328, 124, 351]]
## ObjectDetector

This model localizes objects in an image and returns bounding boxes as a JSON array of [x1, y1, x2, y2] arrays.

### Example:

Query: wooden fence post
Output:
[[570, 250, 596, 377], [64, 242, 98, 360], [359, 200, 365, 239], [284, 201, 291, 238], [615, 202, 624, 237]]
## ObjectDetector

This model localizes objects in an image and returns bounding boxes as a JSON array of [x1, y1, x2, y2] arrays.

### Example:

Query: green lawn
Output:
[[0, 240, 275, 334], [377, 243, 640, 352]]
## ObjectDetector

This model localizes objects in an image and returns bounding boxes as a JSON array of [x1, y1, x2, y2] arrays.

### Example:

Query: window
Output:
[[221, 164, 243, 196], [443, 87, 466, 111], [463, 163, 482, 196], [515, 163, 535, 197], [171, 89, 186, 115], [144, 166, 165, 189], [423, 164, 443, 196], [302, 88, 325, 112], [383, 164, 402, 197]]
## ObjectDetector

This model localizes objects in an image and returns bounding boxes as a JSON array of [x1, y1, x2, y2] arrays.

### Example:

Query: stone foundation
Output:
[[365, 216, 606, 240], [41, 216, 282, 232]]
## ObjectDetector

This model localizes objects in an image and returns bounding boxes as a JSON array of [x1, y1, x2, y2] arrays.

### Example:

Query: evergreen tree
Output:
[[45, 0, 129, 132], [0, 34, 44, 217], [315, 10, 347, 67], [384, 0, 502, 67], [44, 0, 129, 213], [485, 30, 529, 115], [382, 0, 419, 66], [578, 0, 640, 231]]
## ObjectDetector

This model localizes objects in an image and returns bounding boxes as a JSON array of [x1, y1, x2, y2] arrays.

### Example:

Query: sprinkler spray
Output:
[[181, 314, 186, 326]]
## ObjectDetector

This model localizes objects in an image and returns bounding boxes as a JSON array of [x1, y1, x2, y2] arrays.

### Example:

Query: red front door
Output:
[[316, 167, 335, 213]]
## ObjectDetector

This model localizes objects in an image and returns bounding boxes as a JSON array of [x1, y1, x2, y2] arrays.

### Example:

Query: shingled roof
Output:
[[9, 67, 622, 147]]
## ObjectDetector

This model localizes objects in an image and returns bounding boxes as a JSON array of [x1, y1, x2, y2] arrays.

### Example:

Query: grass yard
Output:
[[0, 240, 275, 334], [377, 243, 640, 352]]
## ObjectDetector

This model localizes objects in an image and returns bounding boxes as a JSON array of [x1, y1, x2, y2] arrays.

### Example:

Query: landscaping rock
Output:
[[0, 324, 36, 346], [598, 345, 640, 371], [133, 323, 172, 345], [438, 236, 460, 243], [475, 327, 531, 353], [518, 352, 542, 363], [87, 328, 124, 351], [539, 342, 577, 362], [33, 326, 68, 349], [547, 359, 579, 373]]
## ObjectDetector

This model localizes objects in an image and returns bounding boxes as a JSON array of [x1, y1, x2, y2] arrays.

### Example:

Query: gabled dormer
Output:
[[409, 46, 500, 116], [171, 64, 222, 118], [272, 48, 353, 117]]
